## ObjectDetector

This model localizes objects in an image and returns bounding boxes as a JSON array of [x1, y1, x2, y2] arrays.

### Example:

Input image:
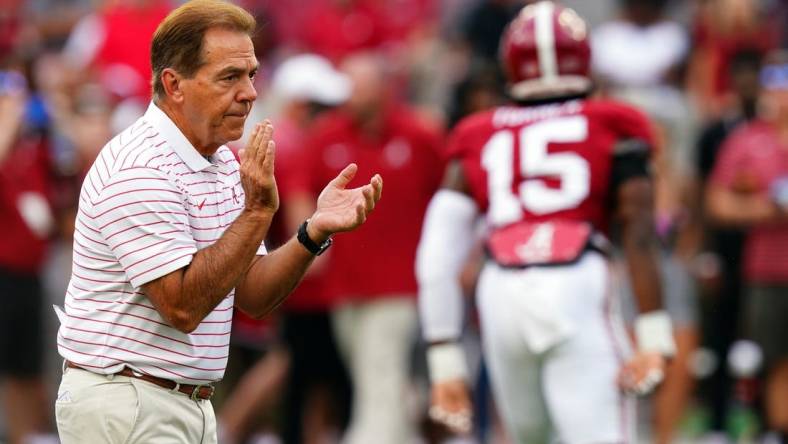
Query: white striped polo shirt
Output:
[[56, 102, 266, 384]]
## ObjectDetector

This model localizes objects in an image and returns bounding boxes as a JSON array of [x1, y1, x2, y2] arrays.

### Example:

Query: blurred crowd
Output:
[[1, 0, 787, 443]]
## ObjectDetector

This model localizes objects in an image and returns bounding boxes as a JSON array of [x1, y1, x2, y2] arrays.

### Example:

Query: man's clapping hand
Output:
[[239, 121, 278, 214], [307, 163, 383, 241]]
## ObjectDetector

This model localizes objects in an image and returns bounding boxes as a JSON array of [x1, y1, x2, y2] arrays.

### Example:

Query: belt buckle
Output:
[[190, 383, 215, 401]]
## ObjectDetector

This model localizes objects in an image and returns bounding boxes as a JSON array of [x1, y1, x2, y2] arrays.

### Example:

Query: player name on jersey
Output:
[[492, 100, 583, 128]]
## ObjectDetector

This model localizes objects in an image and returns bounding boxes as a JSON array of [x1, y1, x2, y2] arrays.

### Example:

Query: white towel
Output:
[[502, 267, 576, 354]]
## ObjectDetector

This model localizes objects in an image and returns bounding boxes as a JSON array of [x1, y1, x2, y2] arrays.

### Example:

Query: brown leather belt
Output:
[[66, 361, 215, 400]]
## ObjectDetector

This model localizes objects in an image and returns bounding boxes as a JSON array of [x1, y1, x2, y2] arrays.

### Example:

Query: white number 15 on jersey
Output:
[[482, 115, 590, 226]]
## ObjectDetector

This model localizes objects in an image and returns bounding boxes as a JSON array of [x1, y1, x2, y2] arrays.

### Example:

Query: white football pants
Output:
[[477, 251, 635, 444]]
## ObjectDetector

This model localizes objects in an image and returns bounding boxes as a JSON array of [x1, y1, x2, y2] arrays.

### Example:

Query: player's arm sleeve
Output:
[[93, 168, 197, 288], [610, 137, 652, 192], [607, 100, 656, 185], [416, 189, 479, 343]]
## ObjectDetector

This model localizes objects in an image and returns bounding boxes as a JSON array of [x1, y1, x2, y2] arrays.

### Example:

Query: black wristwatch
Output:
[[297, 219, 332, 256]]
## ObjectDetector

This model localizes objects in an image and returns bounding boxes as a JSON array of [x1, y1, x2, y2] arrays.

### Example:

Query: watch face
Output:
[[318, 237, 332, 255]]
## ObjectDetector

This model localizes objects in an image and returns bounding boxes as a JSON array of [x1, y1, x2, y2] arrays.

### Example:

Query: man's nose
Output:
[[237, 76, 257, 103]]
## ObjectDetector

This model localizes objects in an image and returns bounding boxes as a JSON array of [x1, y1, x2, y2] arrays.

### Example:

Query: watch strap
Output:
[[297, 219, 332, 255]]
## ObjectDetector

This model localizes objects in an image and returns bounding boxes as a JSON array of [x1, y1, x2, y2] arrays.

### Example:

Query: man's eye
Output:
[[223, 75, 238, 82]]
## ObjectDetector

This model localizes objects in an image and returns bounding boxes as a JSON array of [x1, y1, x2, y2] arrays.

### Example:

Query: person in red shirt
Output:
[[218, 54, 354, 444], [290, 51, 444, 444], [0, 61, 56, 444], [417, 2, 676, 441], [707, 51, 788, 440]]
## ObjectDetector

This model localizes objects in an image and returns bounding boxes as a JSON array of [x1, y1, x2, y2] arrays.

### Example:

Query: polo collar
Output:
[[144, 102, 213, 172]]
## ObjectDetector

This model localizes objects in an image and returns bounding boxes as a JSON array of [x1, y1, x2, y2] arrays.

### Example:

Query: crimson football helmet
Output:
[[500, 1, 591, 100]]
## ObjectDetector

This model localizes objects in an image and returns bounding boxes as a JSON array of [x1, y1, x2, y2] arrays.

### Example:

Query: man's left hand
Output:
[[308, 163, 383, 241]]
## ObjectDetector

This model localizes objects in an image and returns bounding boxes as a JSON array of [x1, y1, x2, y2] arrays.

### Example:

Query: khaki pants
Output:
[[55, 365, 217, 444], [332, 297, 418, 444]]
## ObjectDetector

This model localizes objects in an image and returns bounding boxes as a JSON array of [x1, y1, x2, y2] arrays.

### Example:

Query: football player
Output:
[[416, 2, 677, 442]]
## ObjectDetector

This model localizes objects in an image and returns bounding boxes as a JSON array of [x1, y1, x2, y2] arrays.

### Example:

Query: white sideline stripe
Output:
[[535, 1, 558, 81]]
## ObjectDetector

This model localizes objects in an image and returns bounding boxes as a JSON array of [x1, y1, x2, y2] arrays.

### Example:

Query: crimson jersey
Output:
[[449, 98, 655, 234]]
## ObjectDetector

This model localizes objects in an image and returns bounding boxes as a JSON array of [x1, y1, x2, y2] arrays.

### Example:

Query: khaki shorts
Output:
[[55, 365, 217, 444]]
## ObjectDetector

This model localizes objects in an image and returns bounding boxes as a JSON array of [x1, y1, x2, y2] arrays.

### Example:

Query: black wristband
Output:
[[297, 219, 332, 256]]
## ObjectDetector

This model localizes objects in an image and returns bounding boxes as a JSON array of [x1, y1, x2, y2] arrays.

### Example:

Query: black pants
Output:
[[0, 267, 44, 377], [281, 311, 351, 444], [699, 230, 745, 431]]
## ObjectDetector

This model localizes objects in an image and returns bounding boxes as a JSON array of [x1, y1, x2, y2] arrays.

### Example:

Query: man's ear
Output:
[[161, 68, 185, 103]]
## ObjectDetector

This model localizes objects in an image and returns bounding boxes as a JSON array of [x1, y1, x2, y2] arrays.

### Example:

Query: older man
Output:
[[53, 1, 382, 443]]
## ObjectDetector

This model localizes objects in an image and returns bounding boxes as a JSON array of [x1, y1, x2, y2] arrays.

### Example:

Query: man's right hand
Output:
[[239, 121, 278, 214], [618, 350, 666, 395], [429, 379, 473, 435]]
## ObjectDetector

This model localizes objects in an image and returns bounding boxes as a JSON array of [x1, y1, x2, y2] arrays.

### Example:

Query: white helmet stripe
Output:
[[534, 1, 558, 82]]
